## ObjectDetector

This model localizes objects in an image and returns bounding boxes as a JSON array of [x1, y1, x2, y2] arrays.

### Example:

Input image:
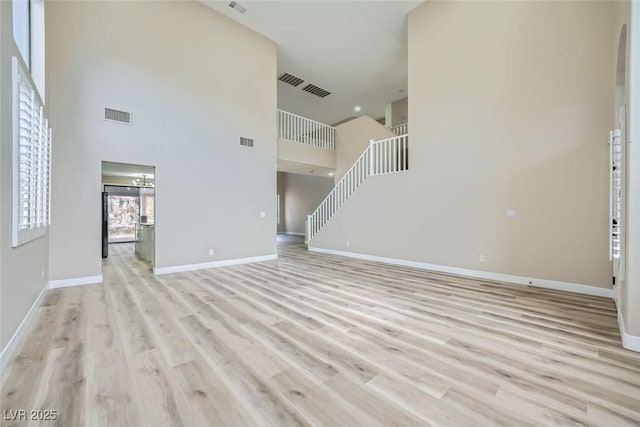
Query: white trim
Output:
[[617, 305, 640, 352], [0, 282, 49, 371], [284, 232, 305, 236], [47, 274, 103, 289], [308, 247, 614, 299], [153, 254, 278, 275]]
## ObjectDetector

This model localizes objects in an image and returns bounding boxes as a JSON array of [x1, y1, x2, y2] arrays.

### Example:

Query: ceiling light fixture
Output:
[[328, 172, 334, 176], [354, 106, 361, 112], [132, 174, 154, 187]]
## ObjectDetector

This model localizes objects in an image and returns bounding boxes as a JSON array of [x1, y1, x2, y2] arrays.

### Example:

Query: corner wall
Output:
[[46, 1, 277, 280], [311, 1, 615, 290]]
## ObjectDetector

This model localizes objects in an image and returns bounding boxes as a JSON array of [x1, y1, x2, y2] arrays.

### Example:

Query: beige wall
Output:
[[334, 116, 394, 182], [390, 97, 408, 127], [312, 1, 615, 290], [277, 138, 336, 170], [47, 1, 277, 279], [0, 1, 50, 352], [282, 173, 333, 234]]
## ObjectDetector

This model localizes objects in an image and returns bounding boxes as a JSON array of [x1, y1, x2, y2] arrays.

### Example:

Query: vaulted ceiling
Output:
[[203, 1, 421, 125]]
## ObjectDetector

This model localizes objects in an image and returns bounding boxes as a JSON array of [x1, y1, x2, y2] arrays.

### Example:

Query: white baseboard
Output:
[[308, 247, 614, 299], [48, 274, 103, 289], [284, 232, 305, 236], [154, 254, 278, 275], [0, 282, 49, 371], [617, 307, 640, 352]]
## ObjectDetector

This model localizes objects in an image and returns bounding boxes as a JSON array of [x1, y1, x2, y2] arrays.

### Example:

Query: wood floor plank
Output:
[[172, 359, 256, 426], [1, 237, 639, 427], [269, 368, 365, 426]]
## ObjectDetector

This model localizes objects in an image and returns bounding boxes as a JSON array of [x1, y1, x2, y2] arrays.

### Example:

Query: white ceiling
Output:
[[203, 0, 421, 125], [277, 159, 335, 178], [102, 161, 155, 180]]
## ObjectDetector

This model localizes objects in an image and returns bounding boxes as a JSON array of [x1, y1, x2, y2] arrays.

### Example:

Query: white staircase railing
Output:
[[278, 109, 335, 150], [307, 134, 408, 242], [390, 123, 408, 136]]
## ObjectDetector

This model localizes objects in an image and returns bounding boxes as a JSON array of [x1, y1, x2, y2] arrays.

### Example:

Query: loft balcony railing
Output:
[[390, 123, 408, 136], [278, 109, 335, 151]]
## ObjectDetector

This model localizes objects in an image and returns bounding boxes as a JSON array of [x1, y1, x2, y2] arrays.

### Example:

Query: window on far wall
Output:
[[12, 56, 52, 247], [12, 0, 30, 69]]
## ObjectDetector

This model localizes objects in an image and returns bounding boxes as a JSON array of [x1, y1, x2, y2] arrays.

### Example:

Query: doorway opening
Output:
[[611, 25, 627, 299], [101, 161, 156, 267]]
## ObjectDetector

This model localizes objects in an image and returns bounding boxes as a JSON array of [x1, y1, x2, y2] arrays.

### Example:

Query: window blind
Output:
[[12, 56, 51, 247]]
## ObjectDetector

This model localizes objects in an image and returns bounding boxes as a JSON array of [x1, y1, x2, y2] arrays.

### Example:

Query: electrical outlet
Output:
[[507, 209, 517, 218], [346, 241, 350, 247], [259, 212, 266, 218], [209, 249, 214, 256], [479, 255, 485, 263]]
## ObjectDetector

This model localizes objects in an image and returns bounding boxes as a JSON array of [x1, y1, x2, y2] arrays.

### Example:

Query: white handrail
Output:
[[277, 109, 335, 150], [306, 134, 409, 243], [390, 123, 408, 136]]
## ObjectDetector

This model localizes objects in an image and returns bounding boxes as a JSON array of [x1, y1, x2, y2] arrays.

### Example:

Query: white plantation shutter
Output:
[[12, 56, 52, 247]]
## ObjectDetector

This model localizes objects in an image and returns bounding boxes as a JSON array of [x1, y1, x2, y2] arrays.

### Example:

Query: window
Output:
[[12, 0, 46, 98], [12, 56, 52, 247], [12, 0, 30, 69]]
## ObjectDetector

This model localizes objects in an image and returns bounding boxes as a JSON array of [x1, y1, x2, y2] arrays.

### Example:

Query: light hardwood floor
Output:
[[2, 236, 640, 426]]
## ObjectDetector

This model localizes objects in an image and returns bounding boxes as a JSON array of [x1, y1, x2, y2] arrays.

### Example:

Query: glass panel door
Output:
[[105, 186, 140, 243]]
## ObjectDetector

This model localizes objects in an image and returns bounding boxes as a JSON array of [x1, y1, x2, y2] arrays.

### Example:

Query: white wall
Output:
[[312, 1, 615, 290], [622, 1, 640, 338], [282, 173, 333, 234], [0, 0, 50, 352], [46, 1, 277, 279]]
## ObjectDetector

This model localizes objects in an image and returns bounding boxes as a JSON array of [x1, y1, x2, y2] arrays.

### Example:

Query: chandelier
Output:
[[132, 174, 154, 187]]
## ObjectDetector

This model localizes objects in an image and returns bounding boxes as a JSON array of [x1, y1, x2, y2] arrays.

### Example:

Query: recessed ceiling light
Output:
[[354, 106, 361, 112], [328, 172, 334, 176]]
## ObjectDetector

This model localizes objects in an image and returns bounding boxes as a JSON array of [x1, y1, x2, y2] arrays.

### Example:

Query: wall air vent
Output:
[[104, 108, 132, 125], [302, 84, 331, 98], [240, 137, 254, 147], [228, 1, 247, 14], [278, 73, 304, 87]]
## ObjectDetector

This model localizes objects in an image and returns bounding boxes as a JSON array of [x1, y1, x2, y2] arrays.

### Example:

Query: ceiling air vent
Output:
[[228, 1, 247, 14], [240, 137, 254, 148], [104, 108, 132, 125], [302, 83, 331, 98], [278, 73, 304, 87]]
